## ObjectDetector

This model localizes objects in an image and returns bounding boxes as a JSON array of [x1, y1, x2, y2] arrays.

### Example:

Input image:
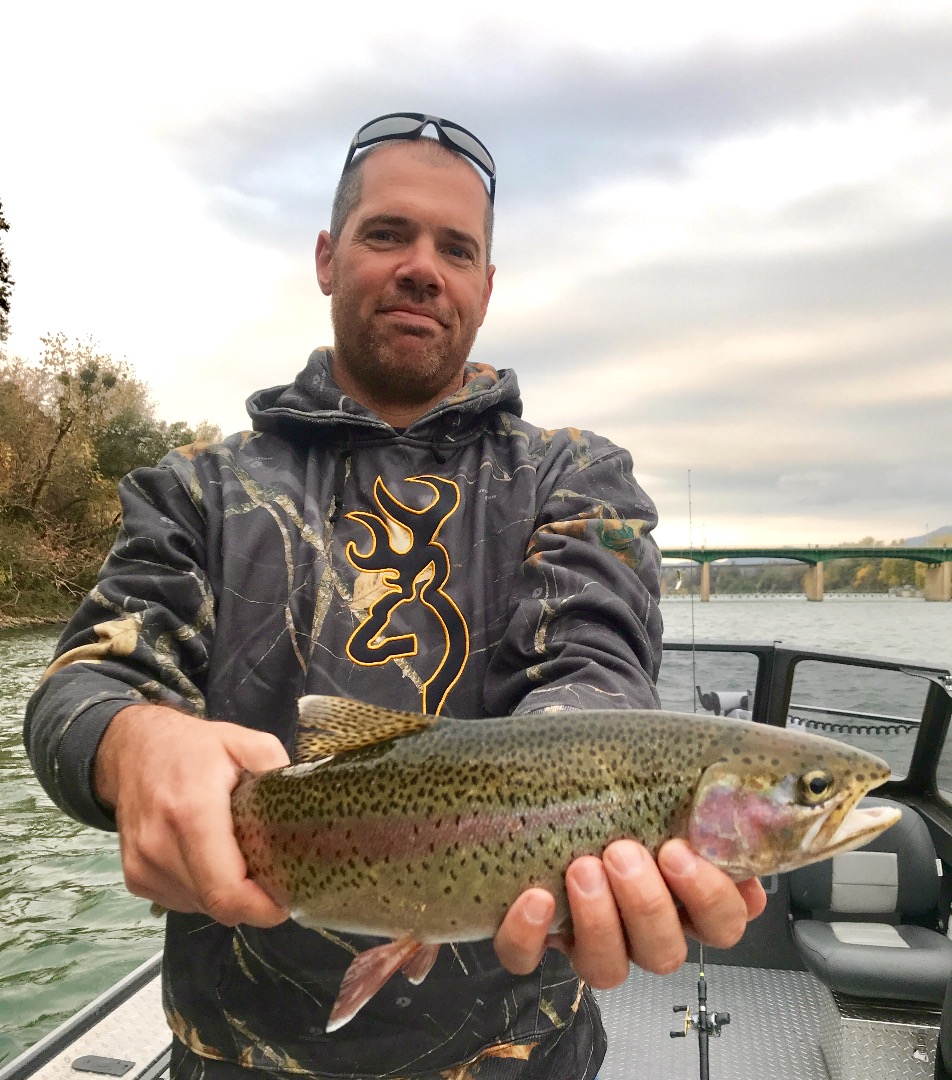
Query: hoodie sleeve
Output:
[[23, 455, 215, 831], [484, 441, 662, 716]]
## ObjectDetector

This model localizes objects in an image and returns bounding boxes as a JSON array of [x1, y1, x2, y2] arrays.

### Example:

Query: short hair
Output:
[[329, 140, 494, 263]]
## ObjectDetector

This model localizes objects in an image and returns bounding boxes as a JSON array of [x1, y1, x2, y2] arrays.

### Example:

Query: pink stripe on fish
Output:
[[259, 798, 607, 865]]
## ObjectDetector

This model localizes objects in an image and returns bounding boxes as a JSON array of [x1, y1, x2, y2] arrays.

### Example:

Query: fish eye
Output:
[[797, 768, 834, 805]]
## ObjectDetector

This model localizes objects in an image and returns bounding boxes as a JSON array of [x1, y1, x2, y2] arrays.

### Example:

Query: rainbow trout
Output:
[[232, 695, 899, 1031]]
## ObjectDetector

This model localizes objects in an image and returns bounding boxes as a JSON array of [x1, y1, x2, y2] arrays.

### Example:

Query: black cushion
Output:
[[789, 798, 952, 1006], [792, 920, 952, 1003]]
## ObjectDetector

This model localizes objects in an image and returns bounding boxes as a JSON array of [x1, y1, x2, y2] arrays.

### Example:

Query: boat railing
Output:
[[787, 702, 921, 736], [0, 952, 167, 1080]]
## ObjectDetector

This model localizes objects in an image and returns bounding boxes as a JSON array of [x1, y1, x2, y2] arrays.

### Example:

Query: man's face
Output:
[[315, 143, 495, 414]]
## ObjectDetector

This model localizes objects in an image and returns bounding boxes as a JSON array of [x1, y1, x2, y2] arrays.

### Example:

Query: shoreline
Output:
[[0, 614, 68, 630]]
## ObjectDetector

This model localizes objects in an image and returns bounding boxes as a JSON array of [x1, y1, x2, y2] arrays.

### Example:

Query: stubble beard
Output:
[[330, 283, 480, 410]]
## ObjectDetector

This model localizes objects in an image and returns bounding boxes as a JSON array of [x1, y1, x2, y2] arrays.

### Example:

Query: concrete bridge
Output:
[[659, 545, 952, 602]]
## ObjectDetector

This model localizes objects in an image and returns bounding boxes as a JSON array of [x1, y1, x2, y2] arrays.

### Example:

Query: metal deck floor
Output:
[[596, 964, 830, 1080]]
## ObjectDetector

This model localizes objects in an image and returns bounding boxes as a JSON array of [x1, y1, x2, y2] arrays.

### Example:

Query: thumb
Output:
[[219, 724, 291, 774]]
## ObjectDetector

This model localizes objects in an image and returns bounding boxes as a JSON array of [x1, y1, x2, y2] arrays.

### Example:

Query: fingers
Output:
[[497, 842, 768, 991], [493, 889, 555, 975], [220, 724, 290, 774], [165, 775, 289, 928], [601, 840, 687, 976], [657, 839, 765, 948], [563, 857, 631, 988], [564, 840, 767, 986], [736, 875, 769, 920], [103, 704, 291, 928]]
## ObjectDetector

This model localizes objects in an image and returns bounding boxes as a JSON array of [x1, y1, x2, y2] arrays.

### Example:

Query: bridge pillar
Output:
[[700, 562, 711, 602], [803, 562, 824, 602], [924, 562, 952, 601]]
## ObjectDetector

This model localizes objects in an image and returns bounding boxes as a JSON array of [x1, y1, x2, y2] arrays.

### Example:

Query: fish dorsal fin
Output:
[[294, 695, 440, 762]]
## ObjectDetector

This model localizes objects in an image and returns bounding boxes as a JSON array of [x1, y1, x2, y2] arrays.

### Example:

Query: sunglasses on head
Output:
[[342, 112, 496, 204]]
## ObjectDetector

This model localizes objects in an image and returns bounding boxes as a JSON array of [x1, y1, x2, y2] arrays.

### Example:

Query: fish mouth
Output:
[[800, 801, 901, 861]]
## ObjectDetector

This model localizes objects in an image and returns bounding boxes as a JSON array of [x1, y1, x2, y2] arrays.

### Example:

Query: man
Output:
[[26, 113, 764, 1080]]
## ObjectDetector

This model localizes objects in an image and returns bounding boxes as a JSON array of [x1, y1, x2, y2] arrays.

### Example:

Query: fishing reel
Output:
[[670, 1002, 731, 1039]]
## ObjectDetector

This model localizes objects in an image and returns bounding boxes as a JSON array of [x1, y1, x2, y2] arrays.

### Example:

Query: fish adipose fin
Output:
[[295, 696, 441, 761], [326, 935, 435, 1032]]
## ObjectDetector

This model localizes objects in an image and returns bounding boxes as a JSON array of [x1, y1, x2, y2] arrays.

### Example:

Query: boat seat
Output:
[[788, 797, 952, 1005]]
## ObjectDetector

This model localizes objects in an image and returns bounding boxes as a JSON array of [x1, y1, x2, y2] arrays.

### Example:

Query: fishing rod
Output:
[[670, 943, 731, 1080], [667, 473, 731, 1080]]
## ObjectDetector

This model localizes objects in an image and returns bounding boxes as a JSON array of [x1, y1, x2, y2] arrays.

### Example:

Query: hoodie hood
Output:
[[247, 348, 523, 451]]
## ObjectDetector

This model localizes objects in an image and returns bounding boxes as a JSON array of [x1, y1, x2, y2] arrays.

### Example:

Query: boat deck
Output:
[[598, 963, 830, 1079], [12, 958, 837, 1080], [10, 959, 944, 1080]]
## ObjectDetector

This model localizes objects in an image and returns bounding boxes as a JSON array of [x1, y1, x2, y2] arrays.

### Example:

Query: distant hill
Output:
[[904, 527, 952, 546]]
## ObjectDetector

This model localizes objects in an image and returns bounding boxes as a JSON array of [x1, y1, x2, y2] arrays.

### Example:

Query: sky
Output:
[[2, 1, 950, 548]]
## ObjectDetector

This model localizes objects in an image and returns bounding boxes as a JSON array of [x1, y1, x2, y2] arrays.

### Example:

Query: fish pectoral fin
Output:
[[295, 695, 441, 761], [326, 935, 424, 1032], [400, 942, 440, 985]]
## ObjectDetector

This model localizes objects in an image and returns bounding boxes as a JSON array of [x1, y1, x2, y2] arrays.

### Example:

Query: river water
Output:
[[1, 598, 950, 1065]]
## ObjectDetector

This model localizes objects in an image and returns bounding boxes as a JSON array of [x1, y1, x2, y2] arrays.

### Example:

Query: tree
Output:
[[0, 199, 13, 342], [1, 334, 149, 519], [1, 335, 218, 616]]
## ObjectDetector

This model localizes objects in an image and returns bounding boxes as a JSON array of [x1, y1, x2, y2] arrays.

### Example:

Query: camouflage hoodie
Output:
[[25, 349, 663, 1080]]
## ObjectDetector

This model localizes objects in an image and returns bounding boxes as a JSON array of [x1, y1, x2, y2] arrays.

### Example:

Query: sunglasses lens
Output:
[[355, 114, 425, 147], [345, 113, 495, 200], [441, 124, 495, 175]]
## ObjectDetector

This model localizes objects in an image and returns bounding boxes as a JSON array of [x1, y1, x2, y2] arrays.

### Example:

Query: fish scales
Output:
[[231, 705, 892, 944]]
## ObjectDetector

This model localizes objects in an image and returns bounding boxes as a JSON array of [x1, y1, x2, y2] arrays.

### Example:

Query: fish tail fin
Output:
[[326, 936, 434, 1032]]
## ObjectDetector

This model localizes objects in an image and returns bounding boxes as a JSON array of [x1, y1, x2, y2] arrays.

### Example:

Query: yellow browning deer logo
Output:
[[345, 475, 469, 715]]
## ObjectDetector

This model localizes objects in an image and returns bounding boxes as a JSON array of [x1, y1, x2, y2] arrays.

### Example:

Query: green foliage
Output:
[[95, 409, 196, 480], [0, 334, 218, 621], [0, 200, 12, 343]]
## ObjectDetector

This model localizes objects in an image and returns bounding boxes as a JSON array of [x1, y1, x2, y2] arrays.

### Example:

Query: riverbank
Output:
[[0, 612, 68, 630]]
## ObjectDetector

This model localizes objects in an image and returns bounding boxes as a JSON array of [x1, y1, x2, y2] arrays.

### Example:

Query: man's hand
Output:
[[94, 703, 291, 928], [493, 839, 768, 988]]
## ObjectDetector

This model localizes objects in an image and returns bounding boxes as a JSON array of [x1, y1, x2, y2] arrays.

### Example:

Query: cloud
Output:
[[167, 19, 952, 245], [2, 3, 950, 547]]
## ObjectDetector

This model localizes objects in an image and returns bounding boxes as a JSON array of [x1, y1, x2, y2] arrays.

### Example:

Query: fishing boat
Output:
[[4, 638, 952, 1080]]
